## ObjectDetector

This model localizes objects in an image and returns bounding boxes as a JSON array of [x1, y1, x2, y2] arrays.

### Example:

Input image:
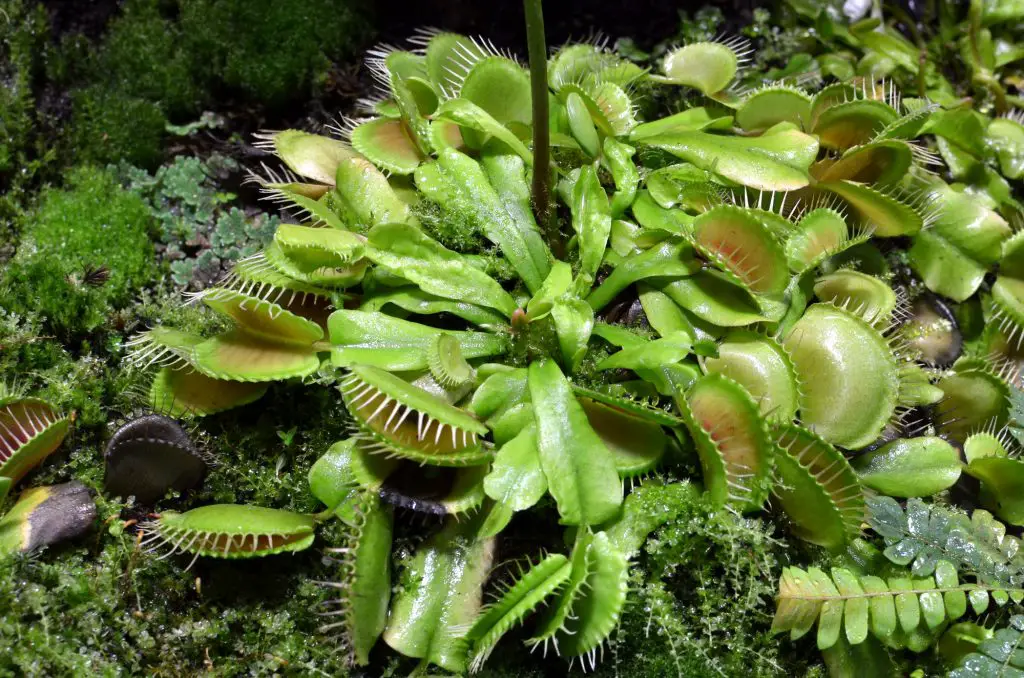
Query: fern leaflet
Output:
[[772, 564, 1023, 650]]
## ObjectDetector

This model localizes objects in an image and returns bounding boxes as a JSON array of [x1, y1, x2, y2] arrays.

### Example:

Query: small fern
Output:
[[772, 564, 1022, 650], [949, 615, 1024, 678], [867, 496, 1024, 587]]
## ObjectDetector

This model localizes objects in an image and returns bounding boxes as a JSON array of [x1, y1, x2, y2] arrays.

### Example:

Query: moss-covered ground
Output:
[[0, 1, 848, 675]]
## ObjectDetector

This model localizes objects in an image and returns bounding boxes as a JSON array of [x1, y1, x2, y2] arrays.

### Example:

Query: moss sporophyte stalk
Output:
[[3, 0, 1024, 674]]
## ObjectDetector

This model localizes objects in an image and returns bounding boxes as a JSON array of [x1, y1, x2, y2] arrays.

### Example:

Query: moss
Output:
[[96, 0, 199, 118], [0, 507, 354, 676], [596, 502, 821, 678], [69, 86, 167, 168], [0, 0, 56, 225], [1, 166, 159, 339], [178, 0, 370, 106]]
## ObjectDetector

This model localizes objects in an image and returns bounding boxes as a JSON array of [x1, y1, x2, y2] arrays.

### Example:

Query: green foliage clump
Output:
[[115, 154, 279, 289], [70, 86, 168, 168], [1, 166, 159, 339], [179, 0, 370, 106], [604, 501, 816, 678], [0, 0, 46, 176], [0, 0, 55, 222], [58, 0, 369, 167], [95, 0, 199, 117]]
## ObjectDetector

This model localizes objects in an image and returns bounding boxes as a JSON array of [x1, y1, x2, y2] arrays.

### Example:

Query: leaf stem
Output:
[[523, 0, 551, 224]]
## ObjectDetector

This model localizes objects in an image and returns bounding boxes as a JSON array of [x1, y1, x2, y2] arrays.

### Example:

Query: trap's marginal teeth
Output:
[[427, 333, 477, 390], [736, 84, 812, 132], [0, 398, 70, 483], [252, 129, 355, 186], [691, 205, 790, 296], [703, 330, 801, 423], [0, 481, 97, 555], [811, 98, 899, 151], [932, 359, 1011, 444], [199, 287, 325, 346], [813, 270, 897, 327], [125, 327, 205, 372], [678, 372, 774, 511], [351, 118, 424, 175], [578, 397, 668, 478], [785, 208, 872, 274], [783, 303, 899, 450], [660, 41, 747, 95], [963, 425, 1015, 464], [272, 224, 365, 272], [221, 252, 336, 308], [149, 367, 269, 418], [340, 365, 490, 466], [140, 504, 315, 564], [813, 140, 914, 186], [318, 491, 394, 666], [771, 423, 864, 550], [104, 414, 208, 505]]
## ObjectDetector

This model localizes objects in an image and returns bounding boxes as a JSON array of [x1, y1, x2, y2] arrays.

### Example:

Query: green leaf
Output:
[[833, 568, 868, 645], [365, 222, 518, 317], [602, 137, 640, 217], [382, 517, 494, 672], [416, 149, 551, 293], [852, 437, 962, 497], [434, 98, 532, 165], [586, 238, 699, 311], [334, 157, 417, 229], [360, 287, 508, 329], [528, 360, 622, 526], [570, 165, 613, 288], [643, 124, 818, 191], [596, 332, 693, 371], [329, 310, 507, 370], [483, 426, 547, 512], [551, 296, 595, 374]]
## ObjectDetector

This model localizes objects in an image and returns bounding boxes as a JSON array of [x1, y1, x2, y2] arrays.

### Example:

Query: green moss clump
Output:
[[0, 507, 353, 676], [0, 0, 55, 224], [96, 0, 199, 117], [179, 0, 370, 106], [1, 166, 159, 339], [599, 500, 820, 678], [70, 86, 167, 168]]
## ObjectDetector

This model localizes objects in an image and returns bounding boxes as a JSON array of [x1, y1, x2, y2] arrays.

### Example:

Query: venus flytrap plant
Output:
[[107, 1, 1024, 673]]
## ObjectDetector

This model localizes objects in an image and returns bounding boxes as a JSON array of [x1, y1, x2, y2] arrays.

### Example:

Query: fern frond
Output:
[[867, 496, 1024, 587], [772, 564, 1019, 650], [949, 615, 1024, 678]]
